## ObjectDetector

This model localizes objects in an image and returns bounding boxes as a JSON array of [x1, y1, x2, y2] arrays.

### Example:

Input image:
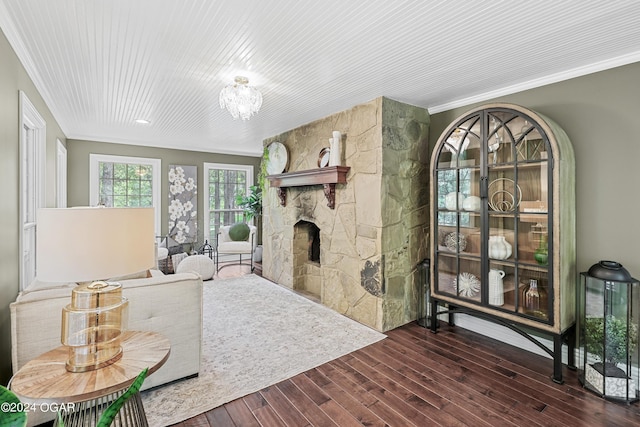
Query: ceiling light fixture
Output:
[[219, 76, 263, 121], [135, 119, 151, 124]]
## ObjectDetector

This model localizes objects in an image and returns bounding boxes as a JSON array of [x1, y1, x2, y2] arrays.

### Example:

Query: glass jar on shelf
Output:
[[534, 234, 549, 266], [522, 279, 548, 319]]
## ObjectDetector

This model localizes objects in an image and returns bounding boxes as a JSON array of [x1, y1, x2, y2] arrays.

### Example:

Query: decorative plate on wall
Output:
[[318, 147, 330, 168], [266, 142, 289, 175]]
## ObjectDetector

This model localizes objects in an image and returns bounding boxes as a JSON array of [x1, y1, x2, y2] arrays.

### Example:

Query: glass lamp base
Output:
[[66, 345, 123, 373]]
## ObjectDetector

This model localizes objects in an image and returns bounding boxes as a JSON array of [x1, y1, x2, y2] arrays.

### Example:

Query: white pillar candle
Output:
[[329, 131, 342, 166]]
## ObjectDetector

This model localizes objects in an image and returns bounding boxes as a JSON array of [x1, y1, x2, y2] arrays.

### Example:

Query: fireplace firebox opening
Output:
[[308, 222, 320, 263]]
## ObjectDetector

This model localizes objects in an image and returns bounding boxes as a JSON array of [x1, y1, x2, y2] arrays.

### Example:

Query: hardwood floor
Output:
[[174, 265, 640, 427]]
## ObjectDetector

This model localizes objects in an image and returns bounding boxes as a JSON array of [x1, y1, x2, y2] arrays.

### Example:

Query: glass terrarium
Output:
[[577, 261, 639, 403]]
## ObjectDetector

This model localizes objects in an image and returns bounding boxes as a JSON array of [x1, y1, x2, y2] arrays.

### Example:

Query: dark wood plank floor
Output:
[[173, 265, 640, 427]]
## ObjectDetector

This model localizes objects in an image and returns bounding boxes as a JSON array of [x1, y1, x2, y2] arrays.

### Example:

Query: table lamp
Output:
[[36, 207, 155, 372]]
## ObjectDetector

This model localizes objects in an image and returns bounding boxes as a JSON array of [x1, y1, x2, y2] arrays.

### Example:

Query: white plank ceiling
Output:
[[1, 0, 640, 156]]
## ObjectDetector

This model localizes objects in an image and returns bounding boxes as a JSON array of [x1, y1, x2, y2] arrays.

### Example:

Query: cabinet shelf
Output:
[[266, 166, 350, 209], [439, 209, 548, 221]]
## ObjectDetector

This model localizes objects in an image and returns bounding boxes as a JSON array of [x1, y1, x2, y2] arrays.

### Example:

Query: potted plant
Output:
[[236, 184, 262, 262], [0, 385, 26, 427], [234, 148, 268, 264], [235, 184, 262, 221], [584, 315, 639, 398]]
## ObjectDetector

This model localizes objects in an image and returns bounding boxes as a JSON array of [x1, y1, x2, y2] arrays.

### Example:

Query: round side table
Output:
[[10, 330, 170, 427]]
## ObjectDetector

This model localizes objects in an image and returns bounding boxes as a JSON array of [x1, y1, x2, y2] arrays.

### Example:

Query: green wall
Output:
[[429, 61, 640, 281], [66, 139, 261, 246], [0, 28, 67, 385]]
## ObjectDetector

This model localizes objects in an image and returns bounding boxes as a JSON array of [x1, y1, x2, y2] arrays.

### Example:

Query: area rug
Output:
[[141, 274, 386, 426]]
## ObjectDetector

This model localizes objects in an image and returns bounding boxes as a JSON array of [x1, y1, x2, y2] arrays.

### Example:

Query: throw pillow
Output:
[[229, 222, 250, 241], [168, 244, 185, 256]]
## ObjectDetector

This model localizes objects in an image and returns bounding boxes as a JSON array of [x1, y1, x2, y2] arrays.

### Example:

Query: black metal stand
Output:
[[429, 297, 576, 384]]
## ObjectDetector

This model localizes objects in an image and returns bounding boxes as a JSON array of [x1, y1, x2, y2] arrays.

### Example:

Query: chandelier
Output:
[[219, 76, 263, 120]]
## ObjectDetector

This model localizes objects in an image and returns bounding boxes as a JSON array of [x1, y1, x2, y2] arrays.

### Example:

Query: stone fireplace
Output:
[[263, 97, 430, 332]]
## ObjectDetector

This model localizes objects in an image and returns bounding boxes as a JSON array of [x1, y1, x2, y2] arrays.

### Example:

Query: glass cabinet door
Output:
[[433, 107, 553, 324], [435, 114, 482, 303]]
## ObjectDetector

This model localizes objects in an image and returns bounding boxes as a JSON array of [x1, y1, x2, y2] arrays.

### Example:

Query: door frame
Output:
[[19, 91, 46, 290]]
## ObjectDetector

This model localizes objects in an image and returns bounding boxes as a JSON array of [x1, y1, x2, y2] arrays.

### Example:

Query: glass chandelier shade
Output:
[[219, 76, 263, 120]]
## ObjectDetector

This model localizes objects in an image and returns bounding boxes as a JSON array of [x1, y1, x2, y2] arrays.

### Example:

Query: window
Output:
[[89, 154, 161, 235], [203, 163, 253, 244]]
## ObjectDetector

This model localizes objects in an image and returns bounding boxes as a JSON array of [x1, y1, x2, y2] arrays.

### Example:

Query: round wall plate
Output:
[[266, 142, 289, 175], [318, 147, 330, 168]]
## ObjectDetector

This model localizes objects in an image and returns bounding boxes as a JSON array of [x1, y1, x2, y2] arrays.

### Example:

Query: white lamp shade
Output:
[[36, 207, 156, 283]]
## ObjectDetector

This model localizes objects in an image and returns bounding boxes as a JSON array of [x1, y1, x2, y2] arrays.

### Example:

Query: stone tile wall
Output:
[[262, 97, 429, 332]]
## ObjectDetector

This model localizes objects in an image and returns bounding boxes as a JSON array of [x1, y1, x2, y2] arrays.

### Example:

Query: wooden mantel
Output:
[[266, 166, 350, 209]]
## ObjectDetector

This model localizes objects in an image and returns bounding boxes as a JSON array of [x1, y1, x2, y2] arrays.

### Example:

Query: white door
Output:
[[20, 92, 46, 290], [56, 139, 67, 207]]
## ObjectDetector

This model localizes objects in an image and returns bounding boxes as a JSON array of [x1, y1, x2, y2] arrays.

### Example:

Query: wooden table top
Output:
[[10, 331, 170, 403]]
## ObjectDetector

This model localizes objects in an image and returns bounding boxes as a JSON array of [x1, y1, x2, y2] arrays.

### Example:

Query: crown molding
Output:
[[428, 51, 640, 114], [0, 3, 70, 136], [66, 133, 264, 157]]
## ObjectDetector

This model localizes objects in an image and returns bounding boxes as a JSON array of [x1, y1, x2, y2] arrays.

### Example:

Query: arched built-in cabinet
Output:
[[429, 103, 576, 383]]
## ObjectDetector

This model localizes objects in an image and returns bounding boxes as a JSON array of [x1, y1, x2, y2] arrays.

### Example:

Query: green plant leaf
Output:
[[235, 185, 262, 220], [585, 316, 639, 366], [97, 368, 148, 427], [0, 385, 27, 427], [260, 145, 269, 193]]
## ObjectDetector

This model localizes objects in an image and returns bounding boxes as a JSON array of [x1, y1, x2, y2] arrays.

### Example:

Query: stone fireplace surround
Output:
[[263, 97, 430, 332]]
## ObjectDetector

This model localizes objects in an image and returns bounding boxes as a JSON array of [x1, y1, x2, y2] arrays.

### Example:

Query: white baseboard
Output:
[[439, 311, 572, 365]]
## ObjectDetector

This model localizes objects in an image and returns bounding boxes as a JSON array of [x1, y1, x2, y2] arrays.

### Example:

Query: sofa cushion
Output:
[[17, 270, 164, 303], [229, 222, 250, 241], [17, 283, 76, 303], [108, 269, 152, 281], [23, 278, 76, 294]]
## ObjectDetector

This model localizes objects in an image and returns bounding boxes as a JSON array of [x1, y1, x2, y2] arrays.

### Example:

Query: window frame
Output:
[[56, 139, 67, 207], [19, 91, 46, 291], [89, 154, 161, 236], [203, 162, 254, 244]]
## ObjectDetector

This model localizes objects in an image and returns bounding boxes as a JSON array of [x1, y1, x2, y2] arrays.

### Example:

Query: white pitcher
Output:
[[489, 269, 505, 306]]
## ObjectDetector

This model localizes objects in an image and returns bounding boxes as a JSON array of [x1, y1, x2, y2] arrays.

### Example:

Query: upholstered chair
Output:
[[215, 224, 257, 272]]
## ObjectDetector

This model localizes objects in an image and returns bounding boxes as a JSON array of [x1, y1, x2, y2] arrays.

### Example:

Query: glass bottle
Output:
[[524, 279, 548, 319], [534, 234, 548, 266]]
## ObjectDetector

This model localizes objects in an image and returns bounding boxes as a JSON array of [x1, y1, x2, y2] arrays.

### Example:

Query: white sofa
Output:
[[10, 270, 203, 426]]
